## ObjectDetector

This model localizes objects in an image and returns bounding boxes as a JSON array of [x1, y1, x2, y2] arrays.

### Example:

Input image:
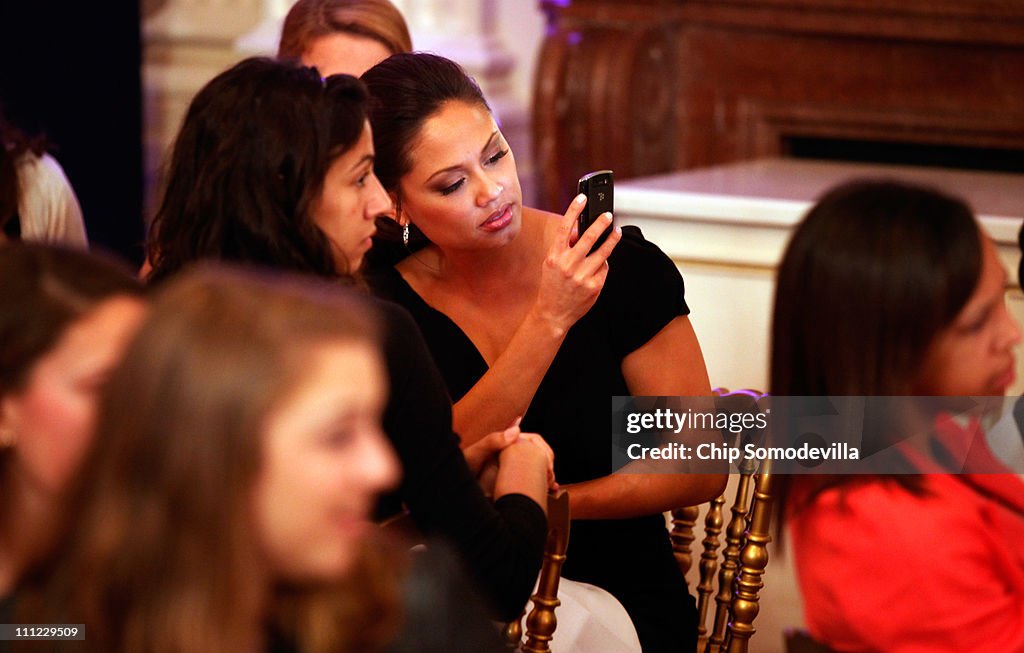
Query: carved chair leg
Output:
[[696, 495, 726, 642], [725, 461, 774, 653], [521, 490, 570, 653], [670, 505, 700, 580]]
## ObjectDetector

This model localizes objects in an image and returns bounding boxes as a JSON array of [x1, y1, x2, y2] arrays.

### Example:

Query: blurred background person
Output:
[[278, 0, 412, 76], [0, 111, 87, 248], [0, 0, 143, 263], [0, 244, 144, 602]]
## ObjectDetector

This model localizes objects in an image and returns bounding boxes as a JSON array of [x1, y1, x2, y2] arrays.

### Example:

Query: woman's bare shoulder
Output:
[[524, 205, 562, 220], [523, 205, 563, 248]]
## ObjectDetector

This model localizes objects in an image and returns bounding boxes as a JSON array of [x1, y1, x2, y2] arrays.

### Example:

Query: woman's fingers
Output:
[[518, 432, 554, 463], [572, 212, 614, 255], [533, 204, 616, 333], [463, 424, 520, 474], [593, 220, 622, 259], [557, 195, 589, 244], [579, 221, 621, 277], [476, 459, 499, 496], [556, 194, 588, 248], [517, 432, 556, 489]]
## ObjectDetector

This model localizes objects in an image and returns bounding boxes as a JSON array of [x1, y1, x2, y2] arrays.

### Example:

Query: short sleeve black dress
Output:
[[369, 226, 698, 653]]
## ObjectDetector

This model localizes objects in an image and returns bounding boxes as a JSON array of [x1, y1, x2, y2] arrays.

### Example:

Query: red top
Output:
[[790, 418, 1024, 652]]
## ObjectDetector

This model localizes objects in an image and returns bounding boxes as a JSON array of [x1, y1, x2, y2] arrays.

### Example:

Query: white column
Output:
[[142, 0, 265, 222], [145, 0, 263, 43], [234, 0, 291, 54], [395, 0, 514, 97]]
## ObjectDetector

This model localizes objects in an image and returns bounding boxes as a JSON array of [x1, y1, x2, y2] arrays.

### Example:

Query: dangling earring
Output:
[[394, 193, 410, 247]]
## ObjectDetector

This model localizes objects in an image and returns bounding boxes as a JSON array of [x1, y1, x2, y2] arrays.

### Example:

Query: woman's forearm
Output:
[[452, 309, 568, 445], [564, 472, 727, 520]]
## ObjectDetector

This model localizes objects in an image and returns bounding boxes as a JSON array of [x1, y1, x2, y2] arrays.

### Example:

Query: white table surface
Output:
[[616, 158, 1024, 245]]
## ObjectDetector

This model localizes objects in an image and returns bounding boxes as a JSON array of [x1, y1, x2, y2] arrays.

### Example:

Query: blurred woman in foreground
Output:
[[774, 179, 1024, 652], [15, 266, 400, 652], [0, 244, 143, 602]]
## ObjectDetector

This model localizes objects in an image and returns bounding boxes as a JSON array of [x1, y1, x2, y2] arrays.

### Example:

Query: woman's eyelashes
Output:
[[355, 164, 374, 188], [439, 178, 465, 196], [436, 148, 510, 196], [487, 148, 509, 165]]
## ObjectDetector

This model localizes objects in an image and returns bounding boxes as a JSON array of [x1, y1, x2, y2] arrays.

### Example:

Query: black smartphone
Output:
[[576, 170, 614, 251]]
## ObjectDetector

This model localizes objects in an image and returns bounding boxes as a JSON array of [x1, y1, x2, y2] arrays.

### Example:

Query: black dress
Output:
[[369, 227, 698, 653], [372, 298, 546, 621]]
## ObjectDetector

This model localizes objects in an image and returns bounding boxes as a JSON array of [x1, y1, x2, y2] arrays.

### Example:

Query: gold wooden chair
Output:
[[381, 489, 570, 652], [504, 489, 571, 652], [670, 389, 774, 653]]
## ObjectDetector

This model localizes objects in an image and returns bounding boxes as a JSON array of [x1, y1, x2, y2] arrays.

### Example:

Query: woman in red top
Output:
[[772, 179, 1024, 652]]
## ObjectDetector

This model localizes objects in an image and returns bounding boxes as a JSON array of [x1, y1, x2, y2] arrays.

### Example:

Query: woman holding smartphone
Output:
[[362, 52, 725, 652]]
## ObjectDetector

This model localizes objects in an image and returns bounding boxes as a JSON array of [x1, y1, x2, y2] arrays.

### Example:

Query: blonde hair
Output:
[[279, 0, 412, 60]]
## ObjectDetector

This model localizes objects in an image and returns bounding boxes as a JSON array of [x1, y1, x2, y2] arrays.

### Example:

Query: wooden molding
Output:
[[533, 0, 1024, 209]]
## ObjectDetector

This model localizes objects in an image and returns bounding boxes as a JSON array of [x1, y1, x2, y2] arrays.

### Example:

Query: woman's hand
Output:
[[462, 422, 522, 477], [515, 431, 557, 491], [495, 431, 557, 508], [531, 194, 622, 335], [463, 421, 522, 494], [463, 419, 558, 495]]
